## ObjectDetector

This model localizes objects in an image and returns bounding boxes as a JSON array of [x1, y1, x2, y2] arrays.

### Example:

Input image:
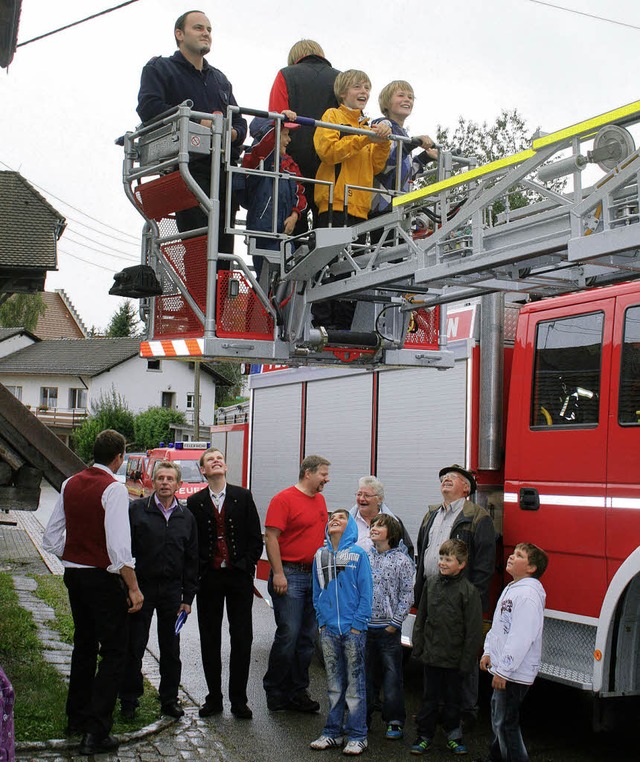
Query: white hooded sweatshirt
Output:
[[483, 576, 546, 685]]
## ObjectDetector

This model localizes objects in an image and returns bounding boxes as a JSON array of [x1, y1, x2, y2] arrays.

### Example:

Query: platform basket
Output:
[[403, 306, 440, 349], [134, 172, 199, 221], [216, 271, 274, 340]]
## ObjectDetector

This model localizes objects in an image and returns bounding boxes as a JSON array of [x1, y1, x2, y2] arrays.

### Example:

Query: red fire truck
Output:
[[213, 283, 640, 719], [126, 442, 209, 504]]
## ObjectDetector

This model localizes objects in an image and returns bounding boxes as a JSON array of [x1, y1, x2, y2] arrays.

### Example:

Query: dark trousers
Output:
[[489, 681, 530, 761], [196, 568, 254, 706], [415, 665, 464, 741], [64, 568, 129, 737], [176, 159, 236, 269], [120, 581, 182, 706]]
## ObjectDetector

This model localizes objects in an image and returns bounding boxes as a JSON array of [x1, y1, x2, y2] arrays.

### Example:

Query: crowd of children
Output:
[[305, 505, 548, 759]]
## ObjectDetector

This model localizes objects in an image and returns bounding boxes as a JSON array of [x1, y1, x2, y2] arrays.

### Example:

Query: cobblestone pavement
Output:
[[1, 512, 237, 762]]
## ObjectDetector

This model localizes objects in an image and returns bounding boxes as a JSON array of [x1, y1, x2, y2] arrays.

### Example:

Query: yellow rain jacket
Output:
[[313, 104, 390, 220]]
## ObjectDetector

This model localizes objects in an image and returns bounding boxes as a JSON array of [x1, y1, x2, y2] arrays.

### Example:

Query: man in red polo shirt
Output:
[[263, 454, 330, 712]]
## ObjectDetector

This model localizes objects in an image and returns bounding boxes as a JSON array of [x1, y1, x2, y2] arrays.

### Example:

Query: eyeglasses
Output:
[[356, 491, 377, 499], [440, 472, 463, 483]]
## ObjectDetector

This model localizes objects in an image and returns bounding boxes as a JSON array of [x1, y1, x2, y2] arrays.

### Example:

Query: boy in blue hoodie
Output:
[[311, 510, 372, 756]]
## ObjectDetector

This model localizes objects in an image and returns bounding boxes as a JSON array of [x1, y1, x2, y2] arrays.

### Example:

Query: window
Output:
[[5, 385, 22, 401], [530, 312, 603, 428], [161, 391, 175, 408], [147, 359, 161, 371], [186, 393, 201, 410], [68, 388, 87, 409], [40, 387, 58, 408], [618, 305, 640, 425]]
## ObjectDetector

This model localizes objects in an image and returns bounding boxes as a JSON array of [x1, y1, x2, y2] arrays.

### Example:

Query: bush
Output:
[[134, 406, 186, 450], [72, 388, 135, 461]]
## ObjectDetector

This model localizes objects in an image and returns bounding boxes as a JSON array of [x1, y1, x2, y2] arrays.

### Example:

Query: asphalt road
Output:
[[148, 593, 637, 762], [35, 485, 637, 761]]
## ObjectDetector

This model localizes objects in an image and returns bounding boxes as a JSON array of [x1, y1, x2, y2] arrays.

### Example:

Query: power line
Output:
[[0, 158, 140, 241], [64, 230, 139, 260], [62, 234, 138, 261], [528, 1, 640, 32], [58, 212, 140, 247], [58, 248, 120, 273], [16, 1, 143, 48]]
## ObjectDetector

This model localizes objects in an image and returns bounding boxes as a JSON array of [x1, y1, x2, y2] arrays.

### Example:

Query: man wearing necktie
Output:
[[187, 448, 263, 720]]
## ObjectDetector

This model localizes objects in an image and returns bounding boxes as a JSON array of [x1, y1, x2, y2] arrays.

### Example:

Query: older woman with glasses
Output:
[[349, 476, 414, 558]]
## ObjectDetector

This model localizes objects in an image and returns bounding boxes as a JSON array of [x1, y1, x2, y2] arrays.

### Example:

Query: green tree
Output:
[[106, 301, 141, 338], [134, 407, 186, 451], [72, 388, 135, 462], [0, 293, 46, 331], [214, 361, 246, 407], [431, 109, 565, 218]]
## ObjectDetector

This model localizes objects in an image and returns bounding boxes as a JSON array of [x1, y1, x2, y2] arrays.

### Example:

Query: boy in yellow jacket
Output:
[[312, 70, 391, 329]]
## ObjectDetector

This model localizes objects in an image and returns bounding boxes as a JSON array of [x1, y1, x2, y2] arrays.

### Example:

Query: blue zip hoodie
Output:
[[312, 514, 372, 635]]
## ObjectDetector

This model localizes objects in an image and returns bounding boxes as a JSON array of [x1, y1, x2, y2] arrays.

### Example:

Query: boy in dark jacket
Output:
[[237, 113, 307, 280], [411, 539, 483, 756], [310, 510, 372, 756]]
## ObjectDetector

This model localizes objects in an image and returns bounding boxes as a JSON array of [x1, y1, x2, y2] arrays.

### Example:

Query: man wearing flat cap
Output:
[[415, 464, 495, 610], [414, 464, 496, 726]]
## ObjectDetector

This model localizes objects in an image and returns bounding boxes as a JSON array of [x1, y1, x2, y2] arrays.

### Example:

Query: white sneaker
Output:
[[343, 739, 368, 755], [310, 735, 344, 750]]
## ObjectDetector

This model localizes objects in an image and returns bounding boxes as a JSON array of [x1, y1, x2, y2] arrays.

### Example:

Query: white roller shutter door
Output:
[[250, 384, 302, 521], [305, 373, 372, 511], [376, 361, 468, 545]]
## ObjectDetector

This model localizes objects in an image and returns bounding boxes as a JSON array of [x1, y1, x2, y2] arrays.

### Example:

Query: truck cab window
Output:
[[619, 305, 640, 426], [530, 312, 604, 428]]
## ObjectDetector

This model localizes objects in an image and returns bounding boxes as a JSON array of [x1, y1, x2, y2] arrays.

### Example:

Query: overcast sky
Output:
[[2, 0, 640, 329]]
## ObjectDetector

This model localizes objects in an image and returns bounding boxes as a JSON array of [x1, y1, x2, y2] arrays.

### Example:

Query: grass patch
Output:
[[0, 573, 68, 742], [0, 573, 162, 743]]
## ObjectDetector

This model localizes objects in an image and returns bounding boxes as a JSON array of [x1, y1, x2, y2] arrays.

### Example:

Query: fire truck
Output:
[[119, 98, 640, 719], [126, 441, 209, 504]]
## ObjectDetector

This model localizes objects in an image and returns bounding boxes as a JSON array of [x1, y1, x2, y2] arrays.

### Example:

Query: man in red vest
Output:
[[186, 448, 262, 719], [43, 429, 143, 756]]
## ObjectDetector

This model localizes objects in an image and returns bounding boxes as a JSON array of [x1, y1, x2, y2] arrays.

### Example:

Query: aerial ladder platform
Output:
[[118, 100, 640, 368]]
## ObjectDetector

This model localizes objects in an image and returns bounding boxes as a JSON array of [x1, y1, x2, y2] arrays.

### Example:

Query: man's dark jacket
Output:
[[129, 496, 199, 605], [414, 501, 496, 610], [186, 484, 263, 579], [137, 50, 247, 161]]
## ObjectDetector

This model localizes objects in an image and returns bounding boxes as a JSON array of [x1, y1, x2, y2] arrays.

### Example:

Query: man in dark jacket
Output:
[[268, 39, 340, 233], [187, 448, 263, 720], [120, 461, 198, 720], [137, 10, 247, 245], [414, 464, 496, 727]]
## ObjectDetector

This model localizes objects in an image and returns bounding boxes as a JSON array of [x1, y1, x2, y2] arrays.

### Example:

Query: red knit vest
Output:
[[212, 499, 230, 569], [62, 467, 115, 569]]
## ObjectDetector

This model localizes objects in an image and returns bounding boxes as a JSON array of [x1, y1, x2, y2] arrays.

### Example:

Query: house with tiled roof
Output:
[[0, 171, 65, 294], [0, 335, 222, 447], [34, 290, 87, 339]]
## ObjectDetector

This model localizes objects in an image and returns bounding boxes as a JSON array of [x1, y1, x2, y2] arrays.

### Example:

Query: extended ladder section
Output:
[[121, 100, 640, 367]]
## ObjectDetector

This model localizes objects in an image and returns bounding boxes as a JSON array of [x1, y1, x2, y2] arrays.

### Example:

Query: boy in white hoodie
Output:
[[479, 542, 548, 762]]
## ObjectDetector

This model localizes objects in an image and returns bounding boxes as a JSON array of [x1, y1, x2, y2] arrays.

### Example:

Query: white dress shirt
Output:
[[42, 463, 135, 573], [422, 497, 466, 579]]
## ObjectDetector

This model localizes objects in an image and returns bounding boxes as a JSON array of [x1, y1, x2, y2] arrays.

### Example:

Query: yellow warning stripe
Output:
[[394, 100, 640, 208], [393, 150, 535, 207]]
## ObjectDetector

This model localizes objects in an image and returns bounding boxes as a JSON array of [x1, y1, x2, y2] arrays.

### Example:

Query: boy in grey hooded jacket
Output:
[[480, 542, 548, 762]]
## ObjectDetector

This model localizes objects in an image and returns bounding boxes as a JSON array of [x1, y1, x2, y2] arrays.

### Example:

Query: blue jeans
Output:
[[365, 627, 405, 725], [263, 569, 317, 703], [321, 628, 367, 742], [489, 681, 530, 762]]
